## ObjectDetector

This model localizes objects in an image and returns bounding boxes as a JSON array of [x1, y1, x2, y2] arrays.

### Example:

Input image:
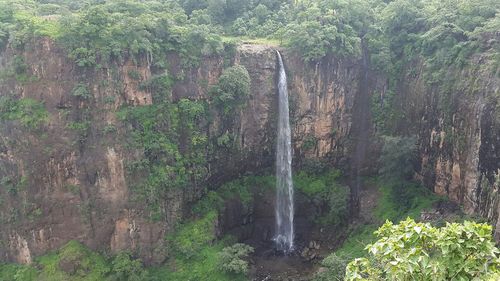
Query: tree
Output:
[[345, 218, 500, 280], [109, 252, 149, 281], [211, 65, 251, 117]]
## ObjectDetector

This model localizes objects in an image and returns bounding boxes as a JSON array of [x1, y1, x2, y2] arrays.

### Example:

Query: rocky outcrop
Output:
[[0, 40, 369, 263]]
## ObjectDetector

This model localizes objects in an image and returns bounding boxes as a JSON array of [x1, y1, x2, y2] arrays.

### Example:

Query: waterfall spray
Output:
[[274, 51, 294, 253]]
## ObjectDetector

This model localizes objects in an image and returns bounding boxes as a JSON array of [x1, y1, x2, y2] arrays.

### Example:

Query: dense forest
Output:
[[0, 0, 499, 280]]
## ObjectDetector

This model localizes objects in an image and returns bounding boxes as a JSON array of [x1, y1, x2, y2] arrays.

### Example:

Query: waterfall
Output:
[[274, 51, 294, 253]]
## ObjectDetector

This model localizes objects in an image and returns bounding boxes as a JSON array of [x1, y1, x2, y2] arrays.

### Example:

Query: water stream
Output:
[[274, 51, 294, 253]]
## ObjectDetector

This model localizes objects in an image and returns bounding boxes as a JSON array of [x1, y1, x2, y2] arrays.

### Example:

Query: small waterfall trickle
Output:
[[274, 51, 294, 253]]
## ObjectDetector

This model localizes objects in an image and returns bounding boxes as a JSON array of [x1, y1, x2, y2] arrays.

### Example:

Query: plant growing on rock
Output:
[[0, 96, 48, 129], [211, 65, 251, 117], [217, 243, 254, 275]]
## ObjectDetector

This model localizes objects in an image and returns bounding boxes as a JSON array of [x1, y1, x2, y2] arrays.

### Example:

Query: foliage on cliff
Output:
[[295, 169, 349, 227], [0, 96, 48, 129], [0, 241, 149, 281], [0, 235, 249, 281], [116, 64, 249, 221]]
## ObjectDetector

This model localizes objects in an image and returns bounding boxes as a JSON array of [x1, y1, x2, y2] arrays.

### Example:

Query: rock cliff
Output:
[[399, 54, 500, 240], [0, 40, 369, 264], [0, 36, 497, 265]]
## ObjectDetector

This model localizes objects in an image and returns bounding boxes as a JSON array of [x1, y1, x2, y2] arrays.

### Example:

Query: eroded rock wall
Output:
[[399, 56, 500, 240], [0, 40, 368, 263]]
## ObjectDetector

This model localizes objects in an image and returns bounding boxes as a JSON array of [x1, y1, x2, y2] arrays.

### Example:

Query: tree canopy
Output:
[[0, 0, 497, 66]]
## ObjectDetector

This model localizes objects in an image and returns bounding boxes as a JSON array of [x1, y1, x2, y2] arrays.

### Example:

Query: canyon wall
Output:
[[1, 35, 497, 266], [0, 40, 369, 264], [398, 52, 499, 240]]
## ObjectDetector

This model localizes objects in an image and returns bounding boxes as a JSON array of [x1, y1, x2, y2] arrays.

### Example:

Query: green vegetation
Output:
[[152, 242, 247, 281], [315, 178, 442, 281], [0, 240, 149, 281], [315, 135, 442, 281], [71, 83, 91, 100], [0, 55, 38, 83], [0, 175, 27, 196], [167, 211, 218, 259], [0, 96, 48, 129], [217, 243, 254, 275], [192, 175, 274, 215], [0, 263, 37, 281], [346, 219, 500, 280], [211, 65, 251, 117], [108, 252, 149, 281], [117, 64, 251, 221], [0, 234, 248, 281], [0, 0, 497, 67], [119, 97, 208, 220], [295, 169, 349, 227], [157, 212, 248, 281], [116, 68, 210, 220]]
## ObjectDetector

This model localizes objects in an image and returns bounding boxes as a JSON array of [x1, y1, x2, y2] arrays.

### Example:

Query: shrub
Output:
[[36, 240, 111, 280], [0, 263, 37, 281], [295, 170, 349, 227], [0, 96, 48, 129], [217, 243, 254, 275], [109, 252, 148, 281], [345, 218, 500, 280], [211, 65, 250, 117], [127, 69, 142, 80], [315, 253, 352, 281], [71, 83, 91, 99]]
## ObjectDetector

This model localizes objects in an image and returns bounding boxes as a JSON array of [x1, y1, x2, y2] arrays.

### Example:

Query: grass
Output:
[[36, 241, 110, 281], [0, 241, 111, 281], [0, 263, 37, 281], [167, 211, 218, 259], [151, 241, 246, 281], [158, 211, 247, 281], [221, 36, 282, 47]]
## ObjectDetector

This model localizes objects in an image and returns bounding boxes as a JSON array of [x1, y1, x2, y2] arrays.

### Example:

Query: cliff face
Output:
[[2, 35, 496, 265], [0, 40, 367, 264], [399, 54, 500, 240]]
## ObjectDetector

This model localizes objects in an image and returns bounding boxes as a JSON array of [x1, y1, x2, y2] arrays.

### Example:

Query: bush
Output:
[[71, 83, 91, 99], [211, 65, 250, 117], [217, 243, 254, 275], [294, 170, 349, 227], [0, 263, 37, 281], [315, 253, 351, 281], [0, 96, 48, 129], [109, 252, 149, 281], [345, 218, 500, 280]]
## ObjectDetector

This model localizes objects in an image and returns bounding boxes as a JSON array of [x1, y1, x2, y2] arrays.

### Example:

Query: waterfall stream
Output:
[[274, 51, 294, 253]]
